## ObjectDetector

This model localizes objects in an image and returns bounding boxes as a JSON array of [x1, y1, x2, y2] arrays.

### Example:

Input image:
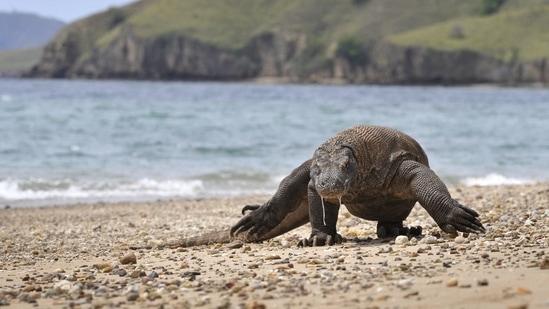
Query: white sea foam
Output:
[[0, 178, 204, 206], [463, 173, 536, 186]]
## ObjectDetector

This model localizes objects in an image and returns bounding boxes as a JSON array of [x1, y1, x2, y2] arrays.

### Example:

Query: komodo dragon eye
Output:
[[339, 156, 349, 168]]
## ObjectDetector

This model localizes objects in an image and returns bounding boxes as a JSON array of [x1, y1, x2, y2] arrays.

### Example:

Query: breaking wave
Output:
[[463, 173, 537, 186], [0, 178, 204, 207]]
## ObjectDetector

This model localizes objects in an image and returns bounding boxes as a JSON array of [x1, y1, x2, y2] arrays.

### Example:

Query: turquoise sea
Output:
[[0, 79, 548, 207]]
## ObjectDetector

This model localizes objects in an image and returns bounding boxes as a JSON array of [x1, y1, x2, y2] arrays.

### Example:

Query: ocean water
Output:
[[0, 79, 548, 207]]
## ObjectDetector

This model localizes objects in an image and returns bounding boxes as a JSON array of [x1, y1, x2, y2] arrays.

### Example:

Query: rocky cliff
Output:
[[29, 28, 547, 85], [26, 0, 549, 86]]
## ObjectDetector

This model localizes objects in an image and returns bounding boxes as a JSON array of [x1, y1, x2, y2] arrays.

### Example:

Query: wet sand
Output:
[[1, 184, 548, 308]]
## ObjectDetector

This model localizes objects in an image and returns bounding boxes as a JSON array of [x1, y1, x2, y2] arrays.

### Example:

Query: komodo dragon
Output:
[[131, 125, 485, 249]]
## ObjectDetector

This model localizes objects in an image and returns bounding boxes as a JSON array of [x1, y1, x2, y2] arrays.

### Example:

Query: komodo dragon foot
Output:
[[297, 230, 344, 247], [376, 222, 423, 238]]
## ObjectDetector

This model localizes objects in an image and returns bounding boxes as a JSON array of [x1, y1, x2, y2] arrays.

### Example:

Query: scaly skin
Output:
[[131, 125, 485, 249]]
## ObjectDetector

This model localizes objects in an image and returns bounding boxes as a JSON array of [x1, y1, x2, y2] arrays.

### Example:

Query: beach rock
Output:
[[226, 240, 244, 249], [130, 270, 146, 278], [127, 292, 139, 301], [477, 279, 489, 286], [540, 257, 549, 270], [422, 236, 438, 244], [117, 269, 127, 277], [120, 252, 137, 265], [395, 235, 409, 246], [446, 278, 458, 287]]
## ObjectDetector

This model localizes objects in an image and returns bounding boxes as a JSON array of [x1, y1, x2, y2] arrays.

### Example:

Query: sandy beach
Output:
[[1, 184, 548, 308]]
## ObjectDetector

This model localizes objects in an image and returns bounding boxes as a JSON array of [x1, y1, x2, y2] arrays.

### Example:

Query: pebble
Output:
[[477, 279, 489, 286], [422, 236, 438, 244], [446, 278, 459, 287], [120, 252, 137, 265], [225, 240, 243, 249], [117, 269, 128, 277], [126, 292, 140, 301], [395, 235, 409, 246], [454, 236, 467, 244], [540, 257, 549, 270], [130, 270, 146, 278]]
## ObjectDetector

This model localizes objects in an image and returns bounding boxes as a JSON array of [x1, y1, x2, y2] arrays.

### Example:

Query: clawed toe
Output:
[[241, 204, 261, 215], [297, 233, 343, 247], [377, 224, 423, 238]]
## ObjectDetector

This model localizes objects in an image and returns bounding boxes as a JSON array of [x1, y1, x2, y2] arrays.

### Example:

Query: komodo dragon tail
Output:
[[129, 229, 234, 250]]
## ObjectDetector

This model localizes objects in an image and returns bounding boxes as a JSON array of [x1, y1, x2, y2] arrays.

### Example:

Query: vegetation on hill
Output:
[[87, 0, 486, 52], [389, 5, 549, 62], [0, 47, 42, 73]]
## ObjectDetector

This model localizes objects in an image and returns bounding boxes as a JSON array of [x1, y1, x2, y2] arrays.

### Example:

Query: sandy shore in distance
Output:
[[1, 184, 548, 309]]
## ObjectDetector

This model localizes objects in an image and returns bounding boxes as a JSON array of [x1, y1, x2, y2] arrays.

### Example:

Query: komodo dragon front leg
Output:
[[397, 160, 485, 235], [230, 160, 312, 241]]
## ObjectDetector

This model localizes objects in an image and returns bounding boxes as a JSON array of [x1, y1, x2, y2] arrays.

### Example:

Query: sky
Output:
[[0, 0, 136, 23]]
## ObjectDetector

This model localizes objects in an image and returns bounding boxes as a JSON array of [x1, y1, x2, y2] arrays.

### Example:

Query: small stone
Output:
[[477, 278, 489, 286], [130, 270, 146, 278], [117, 269, 127, 277], [127, 292, 139, 301], [454, 236, 467, 244], [245, 300, 266, 309], [297, 257, 310, 264], [22, 285, 36, 292], [102, 266, 113, 273], [515, 287, 532, 295], [397, 279, 414, 289], [167, 284, 179, 291], [446, 278, 458, 287], [225, 240, 243, 249], [120, 252, 137, 265], [148, 271, 159, 278], [540, 257, 549, 270], [423, 236, 438, 244], [93, 263, 111, 270], [280, 240, 291, 248], [395, 235, 409, 246]]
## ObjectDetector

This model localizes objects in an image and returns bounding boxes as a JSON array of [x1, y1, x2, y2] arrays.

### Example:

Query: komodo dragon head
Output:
[[310, 145, 358, 200]]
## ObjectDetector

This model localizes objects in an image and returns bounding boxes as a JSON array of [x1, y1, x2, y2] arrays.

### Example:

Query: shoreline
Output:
[[1, 183, 548, 308]]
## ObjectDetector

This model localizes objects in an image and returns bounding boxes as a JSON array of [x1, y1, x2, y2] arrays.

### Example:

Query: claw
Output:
[[241, 205, 261, 215], [312, 236, 320, 247], [441, 224, 458, 237], [298, 238, 309, 247]]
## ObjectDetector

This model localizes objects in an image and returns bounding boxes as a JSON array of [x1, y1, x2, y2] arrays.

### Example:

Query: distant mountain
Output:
[[0, 12, 65, 51]]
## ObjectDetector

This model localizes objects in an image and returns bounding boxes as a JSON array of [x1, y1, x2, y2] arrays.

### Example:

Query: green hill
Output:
[[27, 0, 549, 85], [389, 5, 549, 62], [0, 47, 43, 74]]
